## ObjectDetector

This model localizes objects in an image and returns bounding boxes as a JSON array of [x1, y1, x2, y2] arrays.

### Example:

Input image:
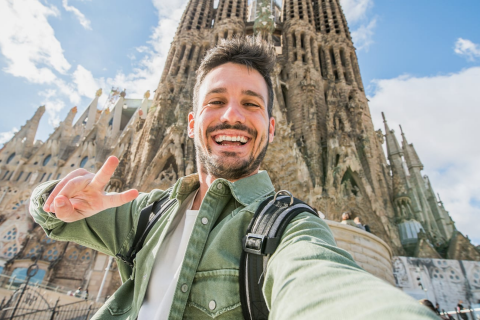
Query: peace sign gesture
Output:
[[43, 156, 139, 223]]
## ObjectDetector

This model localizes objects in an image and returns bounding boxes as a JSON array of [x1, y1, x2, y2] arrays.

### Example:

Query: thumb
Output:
[[104, 189, 139, 209]]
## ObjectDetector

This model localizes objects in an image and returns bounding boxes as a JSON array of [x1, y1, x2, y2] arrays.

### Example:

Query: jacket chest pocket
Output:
[[186, 269, 242, 319]]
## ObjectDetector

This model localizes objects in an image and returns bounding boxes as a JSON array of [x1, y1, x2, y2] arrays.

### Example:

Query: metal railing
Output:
[[0, 274, 77, 297], [440, 307, 480, 320]]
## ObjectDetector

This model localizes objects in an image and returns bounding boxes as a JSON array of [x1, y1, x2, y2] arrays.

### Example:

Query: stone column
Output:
[[334, 47, 345, 82], [295, 31, 302, 62], [178, 44, 193, 76], [287, 33, 295, 62], [305, 34, 313, 65], [344, 48, 356, 86], [312, 38, 320, 70]]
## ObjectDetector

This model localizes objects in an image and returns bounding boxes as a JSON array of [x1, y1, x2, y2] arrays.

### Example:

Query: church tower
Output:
[[109, 0, 405, 253]]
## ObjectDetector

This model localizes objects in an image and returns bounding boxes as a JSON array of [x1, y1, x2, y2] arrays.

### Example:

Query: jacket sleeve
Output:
[[263, 212, 439, 320], [29, 180, 166, 258]]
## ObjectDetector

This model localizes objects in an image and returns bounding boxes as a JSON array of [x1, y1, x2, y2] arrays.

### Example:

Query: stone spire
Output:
[[8, 105, 46, 158], [383, 113, 403, 159], [311, 0, 351, 39], [157, 0, 214, 93], [400, 125, 423, 170], [85, 90, 102, 131]]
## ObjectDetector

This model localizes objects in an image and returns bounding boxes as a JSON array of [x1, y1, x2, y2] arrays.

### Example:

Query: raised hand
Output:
[[42, 156, 139, 222]]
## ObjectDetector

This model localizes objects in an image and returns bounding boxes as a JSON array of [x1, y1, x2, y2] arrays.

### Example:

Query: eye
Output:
[[207, 100, 224, 105], [244, 102, 260, 107]]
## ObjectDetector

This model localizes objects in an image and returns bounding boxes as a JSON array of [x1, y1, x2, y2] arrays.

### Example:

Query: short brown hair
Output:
[[193, 36, 276, 117]]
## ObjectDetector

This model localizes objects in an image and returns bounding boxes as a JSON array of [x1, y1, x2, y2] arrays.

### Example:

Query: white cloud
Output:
[[0, 0, 71, 83], [351, 17, 376, 51], [101, 0, 188, 98], [0, 128, 18, 147], [368, 67, 480, 245], [43, 99, 66, 127], [340, 0, 377, 51], [454, 38, 480, 61], [62, 0, 92, 30], [340, 0, 373, 24], [73, 65, 103, 99]]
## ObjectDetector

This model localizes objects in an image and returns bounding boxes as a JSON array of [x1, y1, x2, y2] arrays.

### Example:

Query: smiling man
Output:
[[30, 38, 438, 319]]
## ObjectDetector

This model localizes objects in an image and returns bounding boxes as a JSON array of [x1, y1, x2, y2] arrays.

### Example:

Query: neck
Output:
[[190, 163, 260, 210]]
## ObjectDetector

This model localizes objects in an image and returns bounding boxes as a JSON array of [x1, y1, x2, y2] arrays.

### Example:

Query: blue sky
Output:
[[0, 0, 479, 245]]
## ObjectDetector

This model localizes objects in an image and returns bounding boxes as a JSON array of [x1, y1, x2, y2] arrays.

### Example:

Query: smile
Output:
[[213, 134, 250, 146]]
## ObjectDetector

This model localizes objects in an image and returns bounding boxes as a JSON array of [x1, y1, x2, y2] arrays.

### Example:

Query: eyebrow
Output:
[[205, 87, 266, 103], [206, 87, 227, 95], [242, 89, 266, 103]]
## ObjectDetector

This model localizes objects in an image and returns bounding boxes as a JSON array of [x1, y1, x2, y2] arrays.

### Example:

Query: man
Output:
[[30, 38, 438, 319]]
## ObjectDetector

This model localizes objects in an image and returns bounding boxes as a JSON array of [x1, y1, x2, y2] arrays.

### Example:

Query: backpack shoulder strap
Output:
[[240, 190, 318, 320], [116, 192, 177, 267]]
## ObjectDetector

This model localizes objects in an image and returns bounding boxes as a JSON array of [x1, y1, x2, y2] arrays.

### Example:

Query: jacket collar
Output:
[[172, 171, 275, 206]]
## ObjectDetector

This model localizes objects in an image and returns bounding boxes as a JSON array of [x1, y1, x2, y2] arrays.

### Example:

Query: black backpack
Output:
[[116, 190, 318, 320]]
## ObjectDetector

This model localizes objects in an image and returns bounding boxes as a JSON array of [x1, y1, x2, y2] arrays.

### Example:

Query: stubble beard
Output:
[[194, 123, 269, 181]]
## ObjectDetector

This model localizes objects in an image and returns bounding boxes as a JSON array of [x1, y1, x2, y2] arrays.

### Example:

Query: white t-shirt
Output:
[[138, 190, 199, 320]]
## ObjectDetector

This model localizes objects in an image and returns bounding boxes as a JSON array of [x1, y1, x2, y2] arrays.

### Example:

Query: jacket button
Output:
[[201, 217, 208, 225], [216, 183, 223, 190], [181, 284, 188, 293], [209, 300, 216, 310]]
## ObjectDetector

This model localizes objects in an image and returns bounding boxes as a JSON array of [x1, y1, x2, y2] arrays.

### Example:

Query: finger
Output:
[[104, 189, 139, 209], [90, 156, 119, 190], [53, 195, 85, 223], [44, 169, 90, 212], [49, 176, 91, 214]]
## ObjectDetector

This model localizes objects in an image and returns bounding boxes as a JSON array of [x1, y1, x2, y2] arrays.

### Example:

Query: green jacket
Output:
[[30, 171, 438, 319]]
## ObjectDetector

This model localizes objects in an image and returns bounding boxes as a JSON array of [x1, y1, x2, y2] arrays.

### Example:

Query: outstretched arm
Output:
[[264, 213, 439, 319]]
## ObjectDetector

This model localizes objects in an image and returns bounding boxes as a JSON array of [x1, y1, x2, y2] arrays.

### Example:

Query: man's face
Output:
[[188, 62, 275, 181]]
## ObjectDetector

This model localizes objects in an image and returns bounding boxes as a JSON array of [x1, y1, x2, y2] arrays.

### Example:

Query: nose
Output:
[[219, 100, 245, 124]]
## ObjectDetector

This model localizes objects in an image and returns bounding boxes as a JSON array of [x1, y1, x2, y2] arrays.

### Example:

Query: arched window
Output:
[[68, 250, 79, 260], [80, 251, 92, 262], [80, 156, 88, 168], [3, 243, 18, 258], [12, 200, 25, 210], [43, 246, 60, 261], [16, 171, 24, 181], [25, 245, 41, 259], [43, 154, 52, 166], [6, 153, 15, 164], [2, 227, 17, 240], [11, 267, 46, 285], [1, 171, 9, 180]]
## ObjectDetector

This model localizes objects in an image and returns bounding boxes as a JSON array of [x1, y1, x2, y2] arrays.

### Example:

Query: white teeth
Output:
[[214, 135, 249, 143]]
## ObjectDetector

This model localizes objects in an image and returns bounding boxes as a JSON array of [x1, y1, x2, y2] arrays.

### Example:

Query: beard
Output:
[[195, 123, 269, 181]]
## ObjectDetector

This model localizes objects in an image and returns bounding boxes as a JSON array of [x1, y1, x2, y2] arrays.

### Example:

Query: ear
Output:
[[188, 112, 195, 138], [268, 117, 275, 143]]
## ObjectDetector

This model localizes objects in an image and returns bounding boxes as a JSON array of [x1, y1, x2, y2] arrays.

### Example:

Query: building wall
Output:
[[393, 256, 480, 311], [326, 220, 395, 285]]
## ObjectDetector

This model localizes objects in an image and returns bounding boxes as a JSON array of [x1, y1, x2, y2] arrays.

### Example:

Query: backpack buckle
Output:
[[243, 233, 268, 255]]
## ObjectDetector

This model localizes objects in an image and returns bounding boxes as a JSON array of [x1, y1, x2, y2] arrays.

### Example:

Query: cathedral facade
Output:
[[0, 0, 479, 300]]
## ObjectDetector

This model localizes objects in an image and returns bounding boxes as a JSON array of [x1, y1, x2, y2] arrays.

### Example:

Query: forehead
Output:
[[199, 62, 268, 99]]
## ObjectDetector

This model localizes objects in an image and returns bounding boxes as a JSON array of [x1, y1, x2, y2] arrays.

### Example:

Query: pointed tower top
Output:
[[382, 113, 402, 157], [400, 125, 424, 170], [96, 88, 103, 97]]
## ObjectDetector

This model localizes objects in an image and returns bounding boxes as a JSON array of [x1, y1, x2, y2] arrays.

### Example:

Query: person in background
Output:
[[340, 212, 357, 227], [353, 216, 366, 231]]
